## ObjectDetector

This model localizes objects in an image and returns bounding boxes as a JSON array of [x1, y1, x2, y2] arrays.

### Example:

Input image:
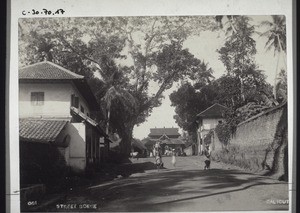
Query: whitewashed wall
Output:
[[19, 82, 91, 118], [68, 123, 86, 173], [201, 118, 224, 130]]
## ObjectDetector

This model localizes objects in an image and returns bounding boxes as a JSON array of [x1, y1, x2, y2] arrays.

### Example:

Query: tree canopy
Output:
[[259, 15, 287, 100], [170, 15, 277, 143], [19, 16, 217, 155], [19, 15, 286, 153]]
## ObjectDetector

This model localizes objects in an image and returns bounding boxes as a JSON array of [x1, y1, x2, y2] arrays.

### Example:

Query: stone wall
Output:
[[211, 131, 223, 151], [212, 103, 288, 180], [231, 105, 284, 146]]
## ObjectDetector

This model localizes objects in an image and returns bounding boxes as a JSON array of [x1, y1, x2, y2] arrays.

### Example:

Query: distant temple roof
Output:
[[161, 138, 185, 145], [197, 103, 228, 118], [142, 137, 185, 149], [148, 127, 181, 138]]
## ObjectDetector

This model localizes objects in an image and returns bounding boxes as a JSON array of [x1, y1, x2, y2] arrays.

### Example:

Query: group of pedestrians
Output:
[[152, 141, 212, 170]]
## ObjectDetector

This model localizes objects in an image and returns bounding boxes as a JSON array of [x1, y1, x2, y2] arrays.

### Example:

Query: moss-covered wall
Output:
[[212, 104, 288, 180]]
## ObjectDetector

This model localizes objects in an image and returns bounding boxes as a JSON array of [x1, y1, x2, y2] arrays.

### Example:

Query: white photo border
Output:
[[7, 0, 295, 213]]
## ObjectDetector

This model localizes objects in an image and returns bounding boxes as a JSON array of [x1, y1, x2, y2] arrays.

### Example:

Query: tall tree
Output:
[[275, 69, 287, 103], [19, 17, 216, 155], [259, 15, 286, 100], [169, 60, 215, 140], [170, 82, 214, 135], [217, 16, 258, 103], [259, 16, 287, 179]]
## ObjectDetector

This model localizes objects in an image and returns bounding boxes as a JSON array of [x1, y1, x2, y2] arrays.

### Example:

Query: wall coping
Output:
[[237, 102, 287, 127]]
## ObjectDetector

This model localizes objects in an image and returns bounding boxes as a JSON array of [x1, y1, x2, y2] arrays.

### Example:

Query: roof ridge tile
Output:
[[19, 61, 84, 80]]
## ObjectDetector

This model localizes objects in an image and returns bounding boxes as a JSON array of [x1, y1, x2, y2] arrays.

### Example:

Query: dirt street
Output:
[[45, 156, 289, 212]]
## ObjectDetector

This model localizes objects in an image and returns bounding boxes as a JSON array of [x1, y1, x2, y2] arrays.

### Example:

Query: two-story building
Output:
[[196, 103, 228, 154], [19, 61, 109, 174]]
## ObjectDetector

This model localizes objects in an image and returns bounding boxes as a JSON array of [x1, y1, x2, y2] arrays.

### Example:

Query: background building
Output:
[[143, 127, 186, 156], [196, 103, 227, 154]]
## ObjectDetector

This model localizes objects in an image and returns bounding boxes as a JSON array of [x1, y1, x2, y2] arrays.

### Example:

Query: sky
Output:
[[132, 16, 286, 140]]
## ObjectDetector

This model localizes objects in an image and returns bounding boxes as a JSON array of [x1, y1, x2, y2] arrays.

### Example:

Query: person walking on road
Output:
[[204, 144, 211, 170], [154, 141, 163, 171], [171, 149, 176, 168]]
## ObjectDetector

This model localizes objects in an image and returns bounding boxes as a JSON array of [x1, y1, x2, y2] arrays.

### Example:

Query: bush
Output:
[[215, 123, 231, 146], [204, 130, 214, 145]]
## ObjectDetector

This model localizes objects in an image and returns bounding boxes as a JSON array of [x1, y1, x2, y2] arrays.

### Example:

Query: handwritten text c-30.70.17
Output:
[[22, 9, 65, 16]]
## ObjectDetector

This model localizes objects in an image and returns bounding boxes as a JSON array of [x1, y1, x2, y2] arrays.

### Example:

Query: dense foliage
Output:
[[170, 15, 286, 145], [215, 123, 231, 146], [19, 17, 217, 155], [19, 15, 287, 155]]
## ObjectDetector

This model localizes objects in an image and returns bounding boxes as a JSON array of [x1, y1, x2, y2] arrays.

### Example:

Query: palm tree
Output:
[[102, 84, 137, 155], [275, 69, 287, 103], [198, 61, 214, 84], [260, 16, 287, 180], [260, 15, 286, 100], [102, 86, 137, 135], [215, 15, 238, 37]]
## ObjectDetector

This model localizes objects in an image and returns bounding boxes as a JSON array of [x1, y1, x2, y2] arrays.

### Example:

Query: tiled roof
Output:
[[142, 138, 185, 147], [19, 119, 68, 144], [197, 103, 228, 118], [161, 138, 185, 145], [19, 61, 84, 80], [148, 128, 181, 137]]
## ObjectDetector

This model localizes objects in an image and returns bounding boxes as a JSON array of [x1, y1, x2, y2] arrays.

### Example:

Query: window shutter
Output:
[[71, 94, 79, 108], [74, 97, 79, 108], [71, 94, 75, 107]]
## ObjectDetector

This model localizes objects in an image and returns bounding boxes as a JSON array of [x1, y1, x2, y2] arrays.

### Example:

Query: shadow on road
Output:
[[38, 156, 288, 212], [122, 161, 167, 171], [81, 168, 287, 212]]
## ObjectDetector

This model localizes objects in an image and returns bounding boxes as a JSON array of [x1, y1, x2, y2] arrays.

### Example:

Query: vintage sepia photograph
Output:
[[16, 15, 290, 212]]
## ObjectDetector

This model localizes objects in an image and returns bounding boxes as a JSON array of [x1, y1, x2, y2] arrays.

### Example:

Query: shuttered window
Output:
[[71, 94, 79, 108], [31, 92, 44, 106]]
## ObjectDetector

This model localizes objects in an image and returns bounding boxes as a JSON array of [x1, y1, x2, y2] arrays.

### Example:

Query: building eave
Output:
[[196, 103, 228, 118], [70, 106, 109, 140]]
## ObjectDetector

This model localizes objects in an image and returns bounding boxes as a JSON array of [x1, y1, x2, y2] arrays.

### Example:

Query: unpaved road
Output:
[[46, 156, 289, 212]]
